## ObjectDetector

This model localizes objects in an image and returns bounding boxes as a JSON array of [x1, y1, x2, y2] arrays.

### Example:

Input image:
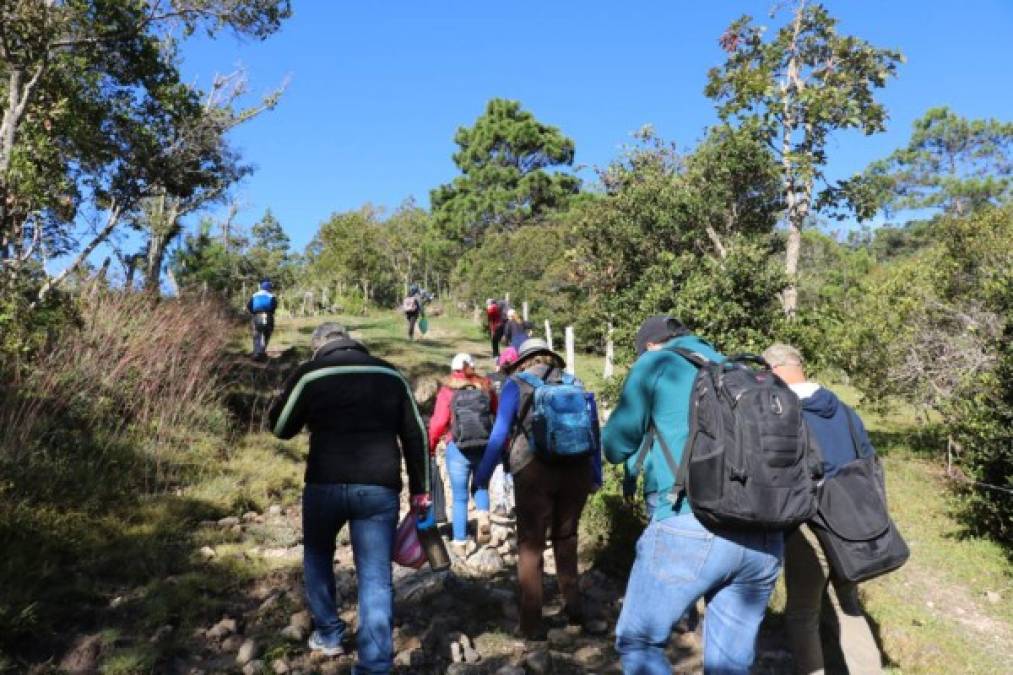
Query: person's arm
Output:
[[849, 406, 877, 458], [474, 379, 520, 488], [268, 363, 312, 439], [486, 378, 499, 415], [246, 297, 254, 314], [269, 295, 278, 313], [399, 385, 429, 496], [428, 387, 452, 452], [602, 360, 657, 465]]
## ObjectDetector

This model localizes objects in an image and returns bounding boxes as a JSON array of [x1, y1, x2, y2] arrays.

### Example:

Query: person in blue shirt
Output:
[[473, 338, 593, 641], [604, 316, 783, 675], [247, 279, 278, 359]]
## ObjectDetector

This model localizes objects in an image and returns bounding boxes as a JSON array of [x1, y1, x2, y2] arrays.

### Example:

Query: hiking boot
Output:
[[476, 513, 491, 545], [308, 630, 345, 657], [449, 540, 470, 559]]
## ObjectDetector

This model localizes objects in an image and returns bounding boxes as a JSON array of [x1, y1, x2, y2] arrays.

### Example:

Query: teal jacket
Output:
[[602, 334, 724, 521]]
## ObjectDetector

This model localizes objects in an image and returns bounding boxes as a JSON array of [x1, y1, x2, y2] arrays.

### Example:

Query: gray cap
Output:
[[509, 337, 566, 373], [311, 322, 348, 349]]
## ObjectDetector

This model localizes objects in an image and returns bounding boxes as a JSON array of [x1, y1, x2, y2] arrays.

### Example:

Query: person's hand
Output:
[[410, 493, 432, 516]]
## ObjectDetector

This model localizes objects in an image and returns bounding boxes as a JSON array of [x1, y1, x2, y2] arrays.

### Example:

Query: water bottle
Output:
[[416, 503, 451, 571]]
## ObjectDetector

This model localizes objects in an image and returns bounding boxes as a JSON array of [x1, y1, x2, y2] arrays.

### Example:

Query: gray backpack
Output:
[[650, 349, 822, 530]]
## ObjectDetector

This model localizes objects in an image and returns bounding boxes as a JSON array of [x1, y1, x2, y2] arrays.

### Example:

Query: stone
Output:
[[199, 546, 217, 560], [59, 634, 103, 674], [573, 645, 604, 666], [218, 516, 240, 527], [290, 610, 313, 632], [271, 658, 289, 674], [468, 547, 504, 574], [546, 627, 573, 647], [585, 619, 609, 636], [985, 590, 1001, 604], [242, 660, 265, 675], [243, 511, 259, 522], [258, 593, 280, 613], [524, 650, 552, 674], [502, 553, 517, 566], [206, 617, 238, 640], [222, 635, 244, 653], [463, 645, 480, 664], [451, 641, 463, 663], [269, 504, 283, 516], [495, 667, 525, 675], [149, 625, 173, 643], [237, 638, 258, 666], [280, 625, 304, 642]]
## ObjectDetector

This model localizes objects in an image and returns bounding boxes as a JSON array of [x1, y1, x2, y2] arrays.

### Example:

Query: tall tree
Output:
[[431, 98, 579, 247], [0, 1, 290, 301], [847, 107, 1013, 220], [705, 0, 902, 314]]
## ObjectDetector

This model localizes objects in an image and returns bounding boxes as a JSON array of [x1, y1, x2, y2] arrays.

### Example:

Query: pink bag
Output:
[[393, 512, 426, 569]]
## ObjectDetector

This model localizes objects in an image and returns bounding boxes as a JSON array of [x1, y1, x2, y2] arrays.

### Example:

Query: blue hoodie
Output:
[[801, 386, 875, 478]]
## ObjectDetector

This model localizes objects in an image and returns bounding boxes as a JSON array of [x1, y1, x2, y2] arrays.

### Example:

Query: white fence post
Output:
[[604, 322, 615, 379], [565, 326, 575, 376], [522, 301, 529, 322], [545, 320, 554, 351]]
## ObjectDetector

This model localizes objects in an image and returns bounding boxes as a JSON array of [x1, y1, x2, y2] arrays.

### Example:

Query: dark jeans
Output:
[[406, 312, 419, 338], [302, 483, 399, 674], [491, 323, 504, 358], [513, 456, 592, 636]]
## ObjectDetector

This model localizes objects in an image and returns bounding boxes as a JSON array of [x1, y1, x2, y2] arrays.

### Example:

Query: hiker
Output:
[[604, 316, 783, 674], [268, 322, 430, 670], [502, 309, 529, 350], [247, 278, 278, 359], [474, 338, 595, 641], [763, 343, 884, 675], [427, 352, 498, 555], [487, 347, 520, 519], [486, 298, 504, 359], [402, 283, 425, 340]]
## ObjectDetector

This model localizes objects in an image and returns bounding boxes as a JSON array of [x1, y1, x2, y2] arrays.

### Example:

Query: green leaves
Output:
[[431, 98, 579, 247]]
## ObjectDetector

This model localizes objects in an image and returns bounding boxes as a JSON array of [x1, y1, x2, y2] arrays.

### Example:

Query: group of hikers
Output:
[[257, 282, 900, 674]]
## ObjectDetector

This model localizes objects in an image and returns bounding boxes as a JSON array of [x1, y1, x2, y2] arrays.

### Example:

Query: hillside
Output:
[[5, 309, 1008, 674]]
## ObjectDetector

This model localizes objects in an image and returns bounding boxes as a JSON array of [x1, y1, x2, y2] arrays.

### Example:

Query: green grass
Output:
[[4, 307, 1008, 673]]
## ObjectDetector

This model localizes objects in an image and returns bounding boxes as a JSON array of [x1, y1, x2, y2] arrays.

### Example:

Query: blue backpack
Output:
[[515, 371, 595, 461], [251, 291, 274, 313]]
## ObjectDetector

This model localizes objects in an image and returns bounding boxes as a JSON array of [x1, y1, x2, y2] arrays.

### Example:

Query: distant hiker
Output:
[[763, 343, 884, 675], [268, 322, 430, 670], [427, 352, 498, 555], [502, 309, 529, 350], [474, 338, 596, 641], [604, 316, 783, 674], [247, 278, 278, 359], [486, 298, 504, 359], [487, 347, 520, 519], [401, 283, 424, 340]]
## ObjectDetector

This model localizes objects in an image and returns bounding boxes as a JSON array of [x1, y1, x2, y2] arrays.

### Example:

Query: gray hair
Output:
[[311, 322, 348, 349], [763, 343, 805, 368]]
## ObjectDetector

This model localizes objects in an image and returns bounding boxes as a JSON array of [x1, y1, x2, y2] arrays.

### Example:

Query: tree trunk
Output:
[[36, 202, 122, 304], [779, 1, 807, 317]]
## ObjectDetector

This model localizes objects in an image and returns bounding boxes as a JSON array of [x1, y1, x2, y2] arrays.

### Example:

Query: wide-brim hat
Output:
[[507, 337, 566, 373]]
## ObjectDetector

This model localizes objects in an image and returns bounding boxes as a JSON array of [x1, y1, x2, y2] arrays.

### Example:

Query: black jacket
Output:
[[268, 337, 428, 494]]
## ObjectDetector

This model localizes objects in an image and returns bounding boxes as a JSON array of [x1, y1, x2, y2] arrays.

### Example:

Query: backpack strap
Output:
[[842, 405, 871, 460]]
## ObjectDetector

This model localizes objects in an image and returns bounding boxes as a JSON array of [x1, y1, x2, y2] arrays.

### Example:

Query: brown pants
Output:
[[785, 524, 883, 674], [512, 456, 592, 637]]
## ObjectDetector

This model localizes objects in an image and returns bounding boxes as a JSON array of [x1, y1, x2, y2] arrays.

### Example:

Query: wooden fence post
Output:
[[545, 320, 554, 351], [604, 322, 615, 380], [565, 326, 575, 375], [522, 301, 529, 322]]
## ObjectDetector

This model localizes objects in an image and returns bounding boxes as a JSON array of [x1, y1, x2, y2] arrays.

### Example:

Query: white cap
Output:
[[451, 353, 474, 371]]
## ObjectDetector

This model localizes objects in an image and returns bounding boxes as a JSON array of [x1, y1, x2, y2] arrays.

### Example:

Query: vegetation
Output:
[[0, 0, 1009, 670]]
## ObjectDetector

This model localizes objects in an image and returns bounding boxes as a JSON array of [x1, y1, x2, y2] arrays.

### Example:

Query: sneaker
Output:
[[476, 513, 492, 545], [308, 630, 345, 657]]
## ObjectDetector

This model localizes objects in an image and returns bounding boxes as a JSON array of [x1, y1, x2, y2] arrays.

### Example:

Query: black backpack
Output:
[[450, 387, 494, 451], [651, 349, 822, 531], [808, 408, 909, 582]]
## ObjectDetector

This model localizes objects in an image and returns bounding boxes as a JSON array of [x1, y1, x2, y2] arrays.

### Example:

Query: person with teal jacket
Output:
[[604, 316, 784, 675]]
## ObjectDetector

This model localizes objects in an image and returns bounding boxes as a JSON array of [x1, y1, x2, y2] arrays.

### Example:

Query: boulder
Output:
[[237, 638, 258, 666], [206, 617, 238, 640]]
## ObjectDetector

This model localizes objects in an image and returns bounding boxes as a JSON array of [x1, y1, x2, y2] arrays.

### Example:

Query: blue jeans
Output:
[[615, 513, 783, 674], [445, 442, 490, 541], [302, 483, 399, 674]]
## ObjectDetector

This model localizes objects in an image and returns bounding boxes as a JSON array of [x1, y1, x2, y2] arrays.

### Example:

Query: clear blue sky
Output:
[[179, 0, 1013, 251]]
